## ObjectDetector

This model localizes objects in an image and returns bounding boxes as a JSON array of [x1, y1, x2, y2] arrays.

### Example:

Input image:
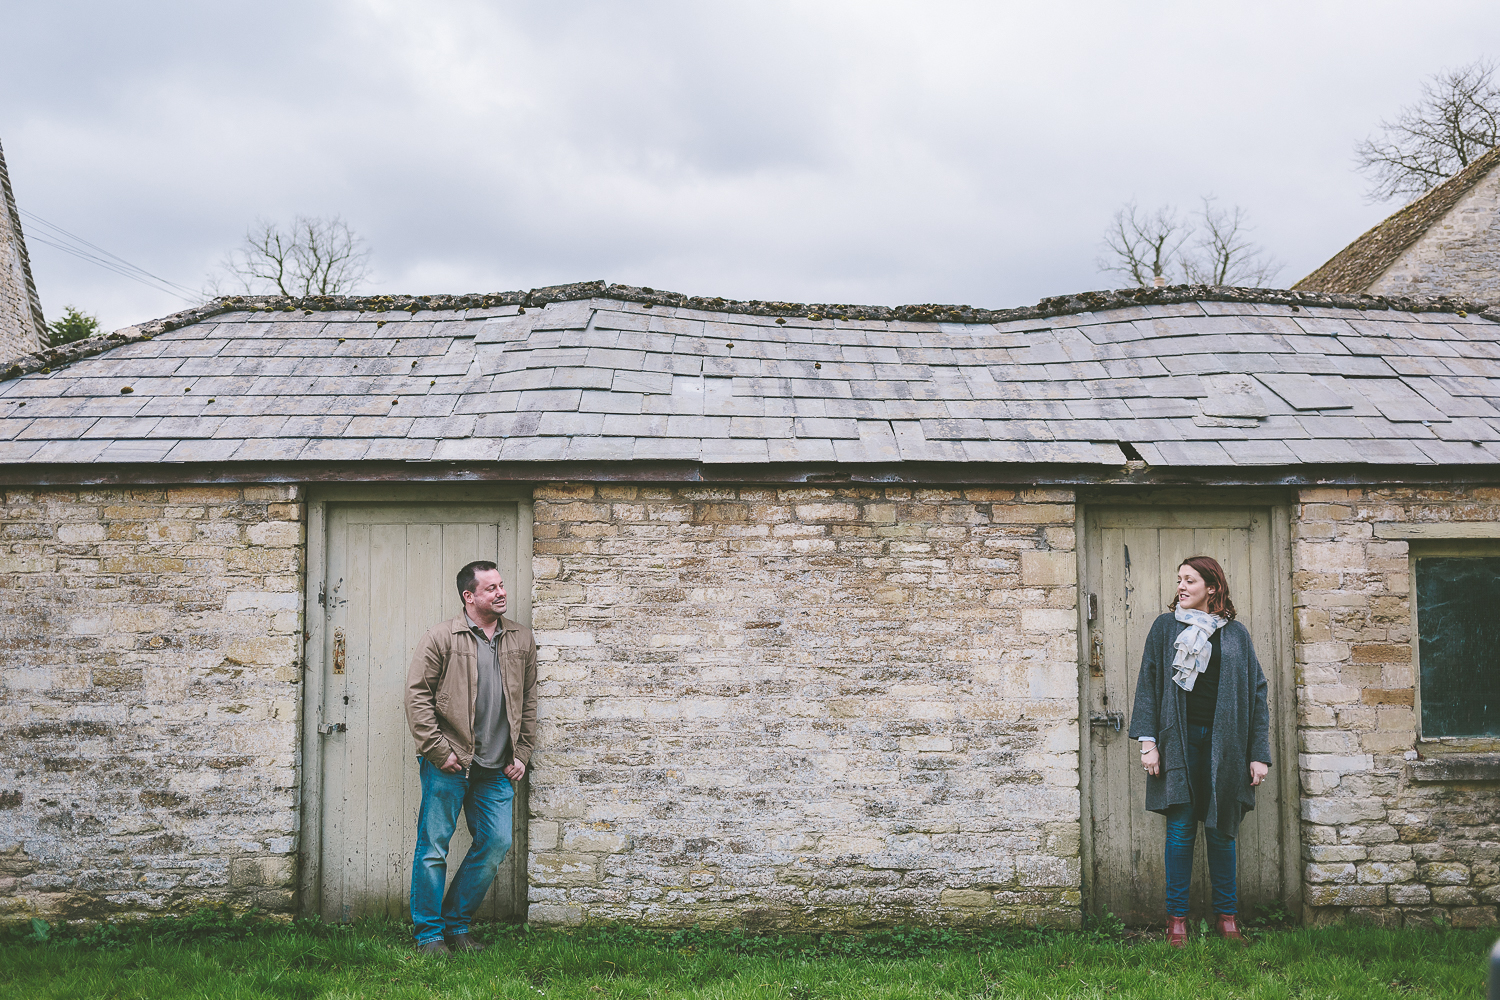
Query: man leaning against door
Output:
[[404, 559, 538, 955]]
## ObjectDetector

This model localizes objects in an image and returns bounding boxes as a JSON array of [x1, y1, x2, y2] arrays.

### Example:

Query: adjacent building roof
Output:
[[1295, 145, 1500, 295], [1, 281, 1499, 480]]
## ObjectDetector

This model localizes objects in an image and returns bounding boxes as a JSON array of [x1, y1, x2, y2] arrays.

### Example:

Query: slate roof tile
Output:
[[17, 417, 97, 439], [95, 439, 177, 462], [633, 437, 701, 461], [164, 438, 244, 462], [0, 440, 41, 460], [832, 421, 901, 462], [766, 437, 836, 462], [31, 439, 111, 462], [563, 437, 635, 461], [147, 416, 222, 439]]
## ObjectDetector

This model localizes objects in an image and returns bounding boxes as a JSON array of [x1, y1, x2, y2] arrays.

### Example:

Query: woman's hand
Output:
[[1250, 761, 1269, 786], [1141, 746, 1160, 776]]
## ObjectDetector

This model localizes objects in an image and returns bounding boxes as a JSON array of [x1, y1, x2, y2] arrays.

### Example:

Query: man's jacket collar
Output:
[[449, 611, 518, 634]]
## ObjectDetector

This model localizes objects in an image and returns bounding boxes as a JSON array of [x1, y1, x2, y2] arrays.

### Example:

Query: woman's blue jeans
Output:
[[411, 757, 514, 944], [1165, 723, 1237, 917]]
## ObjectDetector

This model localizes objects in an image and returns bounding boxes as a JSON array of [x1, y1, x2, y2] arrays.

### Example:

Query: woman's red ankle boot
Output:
[[1167, 915, 1188, 947], [1216, 913, 1244, 942]]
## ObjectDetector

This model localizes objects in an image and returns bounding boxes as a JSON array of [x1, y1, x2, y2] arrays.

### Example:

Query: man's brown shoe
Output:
[[417, 939, 450, 956], [1216, 914, 1244, 943], [446, 932, 486, 953], [1166, 915, 1189, 948]]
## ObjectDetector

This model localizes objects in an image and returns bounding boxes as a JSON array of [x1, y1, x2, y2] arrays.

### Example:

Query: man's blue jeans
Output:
[[1164, 723, 1237, 917], [411, 757, 514, 944]]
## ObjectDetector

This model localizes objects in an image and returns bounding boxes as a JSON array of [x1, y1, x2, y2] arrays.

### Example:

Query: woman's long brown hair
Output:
[[1169, 555, 1237, 621]]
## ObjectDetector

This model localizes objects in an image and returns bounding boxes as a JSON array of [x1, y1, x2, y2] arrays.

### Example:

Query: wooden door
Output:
[[1083, 505, 1297, 925], [315, 502, 529, 923]]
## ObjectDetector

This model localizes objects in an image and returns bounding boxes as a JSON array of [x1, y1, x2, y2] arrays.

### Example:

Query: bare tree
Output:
[[1098, 198, 1281, 288], [207, 215, 372, 299], [1181, 197, 1282, 287], [1355, 58, 1500, 203], [1097, 202, 1191, 287]]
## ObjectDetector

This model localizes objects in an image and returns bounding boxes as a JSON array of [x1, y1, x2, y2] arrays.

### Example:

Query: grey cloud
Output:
[[2, 0, 1497, 331]]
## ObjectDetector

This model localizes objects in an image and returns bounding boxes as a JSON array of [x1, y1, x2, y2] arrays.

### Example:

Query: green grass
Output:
[[0, 913, 1490, 999]]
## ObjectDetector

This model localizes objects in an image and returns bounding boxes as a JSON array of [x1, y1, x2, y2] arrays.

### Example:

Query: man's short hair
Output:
[[456, 560, 499, 599]]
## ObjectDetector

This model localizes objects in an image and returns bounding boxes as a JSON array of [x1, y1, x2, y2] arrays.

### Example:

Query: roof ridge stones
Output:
[[2, 279, 1496, 385]]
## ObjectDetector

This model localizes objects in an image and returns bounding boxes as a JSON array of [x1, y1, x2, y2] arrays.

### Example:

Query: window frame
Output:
[[1380, 524, 1500, 747]]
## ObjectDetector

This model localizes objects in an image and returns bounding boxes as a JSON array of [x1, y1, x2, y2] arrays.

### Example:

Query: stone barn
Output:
[[2, 281, 1500, 931]]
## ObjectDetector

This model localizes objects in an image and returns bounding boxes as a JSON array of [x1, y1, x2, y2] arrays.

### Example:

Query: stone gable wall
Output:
[[0, 486, 304, 921], [526, 483, 1082, 929], [0, 208, 42, 360], [0, 141, 43, 360], [1295, 486, 1500, 928], [1368, 168, 1500, 302]]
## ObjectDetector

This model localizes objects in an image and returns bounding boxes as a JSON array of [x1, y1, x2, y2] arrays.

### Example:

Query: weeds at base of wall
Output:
[[0, 897, 1348, 957]]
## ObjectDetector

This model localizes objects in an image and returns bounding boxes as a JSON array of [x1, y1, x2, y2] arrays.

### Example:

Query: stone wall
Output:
[[1295, 486, 1500, 928], [1368, 167, 1500, 302], [0, 485, 304, 920], [526, 483, 1082, 929]]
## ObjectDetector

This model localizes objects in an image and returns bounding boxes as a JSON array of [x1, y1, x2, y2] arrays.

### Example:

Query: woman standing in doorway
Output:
[[1128, 555, 1272, 947]]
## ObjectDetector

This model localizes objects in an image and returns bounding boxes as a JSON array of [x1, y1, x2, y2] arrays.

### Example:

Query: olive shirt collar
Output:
[[452, 612, 518, 637]]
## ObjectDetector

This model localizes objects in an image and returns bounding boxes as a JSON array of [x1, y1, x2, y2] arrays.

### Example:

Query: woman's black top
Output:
[[1184, 629, 1222, 727]]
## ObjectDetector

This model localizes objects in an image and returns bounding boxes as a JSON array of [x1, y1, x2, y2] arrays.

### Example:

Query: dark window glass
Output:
[[1417, 556, 1500, 738]]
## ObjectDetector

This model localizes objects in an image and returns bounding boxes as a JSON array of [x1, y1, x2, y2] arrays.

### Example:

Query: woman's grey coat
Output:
[[1127, 614, 1273, 837]]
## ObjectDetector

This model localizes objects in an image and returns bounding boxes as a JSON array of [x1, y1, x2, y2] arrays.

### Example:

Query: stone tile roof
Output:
[[2, 282, 1500, 469], [1295, 145, 1500, 295]]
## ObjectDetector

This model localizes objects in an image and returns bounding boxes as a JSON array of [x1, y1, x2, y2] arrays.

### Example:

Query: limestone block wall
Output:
[[527, 483, 1082, 929], [0, 486, 304, 920], [1368, 167, 1500, 302], [1295, 486, 1500, 928]]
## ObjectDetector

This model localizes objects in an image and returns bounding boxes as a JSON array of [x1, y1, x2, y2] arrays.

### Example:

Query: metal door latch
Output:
[[1089, 711, 1124, 732], [317, 722, 347, 735], [333, 628, 346, 675], [1089, 633, 1104, 676]]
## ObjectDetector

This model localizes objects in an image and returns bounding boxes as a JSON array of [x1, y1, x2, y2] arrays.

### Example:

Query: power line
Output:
[[19, 209, 200, 302], [25, 232, 189, 300]]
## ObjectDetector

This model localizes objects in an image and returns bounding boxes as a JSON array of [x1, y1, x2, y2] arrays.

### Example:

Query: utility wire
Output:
[[25, 233, 190, 300], [19, 209, 200, 302]]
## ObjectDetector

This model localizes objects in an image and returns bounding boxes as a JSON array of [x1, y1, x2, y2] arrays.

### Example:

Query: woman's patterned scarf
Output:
[[1172, 606, 1225, 691]]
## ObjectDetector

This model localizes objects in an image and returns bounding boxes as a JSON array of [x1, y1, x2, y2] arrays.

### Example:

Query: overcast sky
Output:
[[4, 1, 1498, 331]]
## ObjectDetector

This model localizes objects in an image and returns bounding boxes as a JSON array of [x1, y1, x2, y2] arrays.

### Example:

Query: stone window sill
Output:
[[1407, 754, 1500, 783]]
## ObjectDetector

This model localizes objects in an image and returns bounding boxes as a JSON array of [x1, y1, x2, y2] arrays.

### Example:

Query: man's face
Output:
[[465, 569, 507, 618]]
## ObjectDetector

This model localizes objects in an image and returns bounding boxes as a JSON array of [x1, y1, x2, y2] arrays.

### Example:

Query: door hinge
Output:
[[1086, 593, 1097, 621], [1089, 711, 1124, 732], [317, 581, 326, 606], [317, 722, 347, 735]]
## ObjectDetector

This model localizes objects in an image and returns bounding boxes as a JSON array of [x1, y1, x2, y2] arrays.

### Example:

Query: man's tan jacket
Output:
[[405, 612, 538, 771]]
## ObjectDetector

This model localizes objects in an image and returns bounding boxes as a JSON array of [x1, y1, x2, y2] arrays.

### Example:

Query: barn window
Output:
[[1413, 546, 1500, 738]]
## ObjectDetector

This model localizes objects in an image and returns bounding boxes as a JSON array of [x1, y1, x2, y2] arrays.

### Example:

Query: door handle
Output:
[[1089, 711, 1124, 732], [333, 628, 346, 675]]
